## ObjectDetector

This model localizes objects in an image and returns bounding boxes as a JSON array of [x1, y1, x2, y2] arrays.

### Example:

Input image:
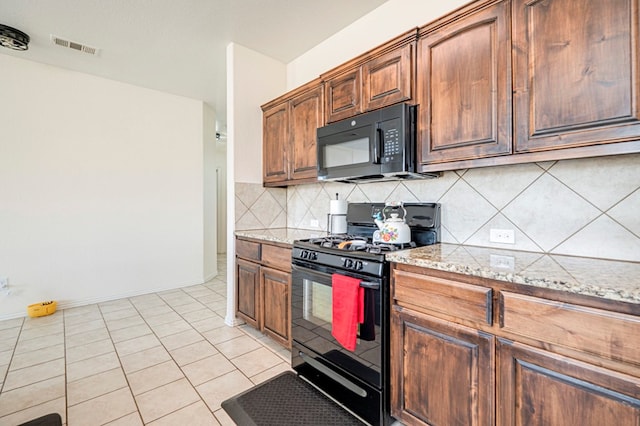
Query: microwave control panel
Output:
[[383, 127, 401, 158], [379, 116, 407, 168]]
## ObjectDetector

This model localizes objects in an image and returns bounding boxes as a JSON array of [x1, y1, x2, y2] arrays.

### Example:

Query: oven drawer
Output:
[[499, 291, 640, 366], [236, 239, 261, 262], [393, 268, 493, 325]]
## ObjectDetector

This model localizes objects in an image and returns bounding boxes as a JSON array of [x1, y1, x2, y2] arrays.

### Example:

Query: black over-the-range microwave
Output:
[[316, 103, 438, 183]]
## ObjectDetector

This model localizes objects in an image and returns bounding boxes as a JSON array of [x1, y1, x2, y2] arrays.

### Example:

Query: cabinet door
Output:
[[260, 267, 291, 348], [497, 339, 640, 426], [417, 0, 511, 164], [362, 43, 414, 112], [289, 85, 323, 181], [262, 101, 289, 184], [391, 307, 494, 426], [513, 0, 640, 152], [236, 258, 260, 328], [325, 68, 362, 123]]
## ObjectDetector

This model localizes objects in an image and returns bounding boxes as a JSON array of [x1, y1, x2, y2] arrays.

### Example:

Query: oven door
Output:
[[291, 263, 384, 388]]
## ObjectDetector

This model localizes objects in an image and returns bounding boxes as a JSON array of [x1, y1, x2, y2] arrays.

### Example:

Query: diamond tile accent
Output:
[[252, 192, 283, 227], [608, 189, 640, 237], [465, 213, 541, 252], [404, 171, 459, 202], [237, 156, 639, 261], [357, 181, 400, 202], [552, 215, 640, 262], [462, 163, 544, 209], [345, 185, 369, 203], [235, 183, 264, 210], [386, 184, 419, 204], [502, 173, 601, 251], [438, 179, 497, 243], [548, 154, 640, 210], [286, 190, 308, 229]]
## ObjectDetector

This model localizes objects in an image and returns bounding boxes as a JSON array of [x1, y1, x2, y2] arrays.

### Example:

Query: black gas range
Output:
[[293, 203, 440, 274], [291, 202, 440, 426]]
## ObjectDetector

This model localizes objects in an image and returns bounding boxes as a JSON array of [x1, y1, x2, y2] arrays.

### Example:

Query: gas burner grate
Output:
[[367, 241, 417, 253], [308, 235, 368, 249]]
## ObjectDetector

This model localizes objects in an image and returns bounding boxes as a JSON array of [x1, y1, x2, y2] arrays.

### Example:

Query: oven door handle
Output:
[[360, 281, 380, 290]]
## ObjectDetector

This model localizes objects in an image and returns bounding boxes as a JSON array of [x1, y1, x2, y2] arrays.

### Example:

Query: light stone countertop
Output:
[[235, 228, 326, 246], [386, 243, 640, 305]]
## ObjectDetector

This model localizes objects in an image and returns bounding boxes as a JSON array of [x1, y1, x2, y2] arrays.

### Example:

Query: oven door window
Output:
[[303, 279, 333, 326]]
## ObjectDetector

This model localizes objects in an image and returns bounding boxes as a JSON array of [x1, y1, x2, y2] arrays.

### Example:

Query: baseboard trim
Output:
[[0, 279, 206, 321]]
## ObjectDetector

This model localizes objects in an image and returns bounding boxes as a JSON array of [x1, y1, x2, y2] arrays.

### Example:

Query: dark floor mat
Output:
[[18, 413, 62, 426], [221, 371, 364, 426]]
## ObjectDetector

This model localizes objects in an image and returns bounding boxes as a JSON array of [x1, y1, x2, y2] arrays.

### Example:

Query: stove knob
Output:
[[311, 252, 318, 261], [343, 258, 354, 268], [301, 250, 308, 259], [355, 261, 364, 270]]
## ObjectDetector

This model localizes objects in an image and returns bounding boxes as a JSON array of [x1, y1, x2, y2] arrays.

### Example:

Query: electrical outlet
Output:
[[490, 254, 515, 270], [310, 219, 320, 228], [0, 277, 7, 289], [489, 228, 515, 244]]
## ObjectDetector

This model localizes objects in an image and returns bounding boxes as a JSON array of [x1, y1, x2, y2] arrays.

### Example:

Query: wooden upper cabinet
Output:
[[322, 29, 418, 124], [325, 68, 362, 123], [262, 102, 288, 184], [289, 85, 324, 181], [261, 79, 323, 186], [362, 42, 414, 113], [417, 0, 512, 165], [513, 0, 640, 152]]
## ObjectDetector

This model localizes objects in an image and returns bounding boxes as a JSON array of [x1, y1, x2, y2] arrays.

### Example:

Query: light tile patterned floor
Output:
[[0, 257, 293, 425]]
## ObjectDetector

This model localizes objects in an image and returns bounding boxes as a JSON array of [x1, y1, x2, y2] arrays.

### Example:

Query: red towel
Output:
[[331, 274, 364, 351]]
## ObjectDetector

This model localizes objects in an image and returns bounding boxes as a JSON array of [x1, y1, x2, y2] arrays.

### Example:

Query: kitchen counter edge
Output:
[[235, 228, 325, 246], [387, 243, 640, 306]]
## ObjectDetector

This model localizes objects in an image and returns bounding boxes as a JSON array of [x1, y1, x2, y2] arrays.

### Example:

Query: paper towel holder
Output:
[[327, 193, 348, 235], [327, 212, 347, 235]]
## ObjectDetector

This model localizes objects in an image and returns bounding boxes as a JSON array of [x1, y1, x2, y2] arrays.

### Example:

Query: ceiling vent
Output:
[[50, 35, 99, 56]]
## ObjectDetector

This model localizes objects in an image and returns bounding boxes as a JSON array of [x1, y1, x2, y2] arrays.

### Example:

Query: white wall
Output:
[[231, 44, 287, 184], [203, 103, 218, 279], [225, 42, 287, 325], [0, 54, 205, 319], [215, 139, 227, 254], [287, 0, 469, 88]]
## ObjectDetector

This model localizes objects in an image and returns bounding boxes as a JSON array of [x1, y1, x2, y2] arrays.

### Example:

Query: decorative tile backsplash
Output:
[[236, 154, 640, 262]]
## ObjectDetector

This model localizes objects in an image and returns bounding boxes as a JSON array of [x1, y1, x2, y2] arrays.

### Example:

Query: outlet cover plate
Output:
[[490, 254, 515, 270], [489, 228, 515, 244], [0, 277, 7, 288]]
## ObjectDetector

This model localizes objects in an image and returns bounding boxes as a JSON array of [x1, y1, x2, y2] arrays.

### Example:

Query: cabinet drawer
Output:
[[236, 239, 261, 262], [393, 269, 492, 325], [499, 291, 640, 367], [261, 244, 292, 272]]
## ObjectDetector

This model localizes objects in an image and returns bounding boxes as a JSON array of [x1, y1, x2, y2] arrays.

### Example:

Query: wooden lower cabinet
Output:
[[391, 306, 495, 426], [236, 258, 260, 328], [235, 237, 292, 348], [260, 266, 291, 348], [497, 339, 640, 426], [391, 263, 640, 426]]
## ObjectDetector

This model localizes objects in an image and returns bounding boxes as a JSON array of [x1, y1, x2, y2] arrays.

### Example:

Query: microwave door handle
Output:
[[373, 128, 383, 164]]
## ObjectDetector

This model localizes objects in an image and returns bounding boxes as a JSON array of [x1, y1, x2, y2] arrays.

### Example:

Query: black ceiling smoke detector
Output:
[[0, 24, 30, 51]]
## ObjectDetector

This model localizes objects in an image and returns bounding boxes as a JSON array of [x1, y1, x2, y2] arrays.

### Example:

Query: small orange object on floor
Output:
[[26, 300, 57, 317]]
